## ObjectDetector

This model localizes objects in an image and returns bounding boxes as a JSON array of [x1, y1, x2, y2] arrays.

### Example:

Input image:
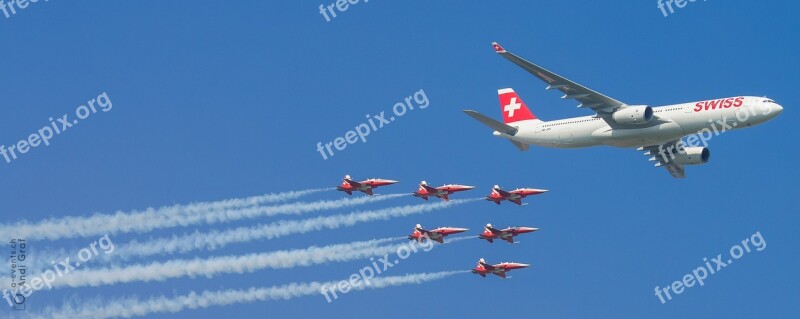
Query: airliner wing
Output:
[[664, 164, 685, 179], [492, 42, 626, 113], [638, 140, 686, 178]]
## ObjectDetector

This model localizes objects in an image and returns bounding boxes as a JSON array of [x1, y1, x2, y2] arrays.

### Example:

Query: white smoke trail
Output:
[[442, 235, 478, 244], [109, 199, 476, 260], [3, 197, 462, 275], [26, 271, 465, 319], [50, 238, 426, 289], [201, 187, 332, 209], [0, 193, 404, 241]]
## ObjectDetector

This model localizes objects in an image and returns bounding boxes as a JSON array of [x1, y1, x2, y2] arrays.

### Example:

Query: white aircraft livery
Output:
[[464, 42, 783, 178]]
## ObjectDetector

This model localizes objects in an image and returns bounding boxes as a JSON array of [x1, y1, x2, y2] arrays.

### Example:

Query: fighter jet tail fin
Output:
[[337, 187, 353, 195], [485, 197, 502, 205]]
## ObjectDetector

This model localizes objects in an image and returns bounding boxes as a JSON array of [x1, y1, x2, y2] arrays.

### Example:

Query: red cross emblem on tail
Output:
[[497, 88, 537, 124]]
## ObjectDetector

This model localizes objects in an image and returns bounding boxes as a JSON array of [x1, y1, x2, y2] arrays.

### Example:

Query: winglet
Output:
[[492, 42, 506, 53]]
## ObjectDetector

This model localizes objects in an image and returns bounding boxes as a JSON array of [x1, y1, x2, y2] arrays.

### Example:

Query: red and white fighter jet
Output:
[[485, 185, 548, 205], [478, 223, 539, 244], [407, 224, 469, 244], [413, 181, 475, 201], [336, 175, 398, 196], [471, 258, 530, 278]]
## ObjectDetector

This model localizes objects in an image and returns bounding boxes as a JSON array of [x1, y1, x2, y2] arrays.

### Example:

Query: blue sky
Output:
[[1, 1, 798, 318]]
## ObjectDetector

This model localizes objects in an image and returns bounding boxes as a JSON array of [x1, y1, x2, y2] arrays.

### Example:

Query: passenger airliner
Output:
[[464, 42, 783, 178]]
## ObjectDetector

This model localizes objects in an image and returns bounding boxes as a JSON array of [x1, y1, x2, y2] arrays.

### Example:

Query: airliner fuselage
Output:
[[500, 96, 782, 149], [464, 42, 784, 178]]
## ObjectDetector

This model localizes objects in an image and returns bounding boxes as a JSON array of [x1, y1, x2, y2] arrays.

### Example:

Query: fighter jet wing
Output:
[[344, 179, 361, 187], [486, 226, 504, 234], [493, 188, 511, 197], [638, 140, 686, 178], [421, 184, 439, 193], [492, 42, 626, 114]]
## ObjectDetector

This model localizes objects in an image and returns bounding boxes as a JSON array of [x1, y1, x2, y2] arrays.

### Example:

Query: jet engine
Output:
[[672, 147, 710, 165], [612, 106, 653, 125]]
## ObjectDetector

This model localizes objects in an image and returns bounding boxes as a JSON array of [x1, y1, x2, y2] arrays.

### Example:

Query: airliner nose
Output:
[[766, 103, 784, 120]]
